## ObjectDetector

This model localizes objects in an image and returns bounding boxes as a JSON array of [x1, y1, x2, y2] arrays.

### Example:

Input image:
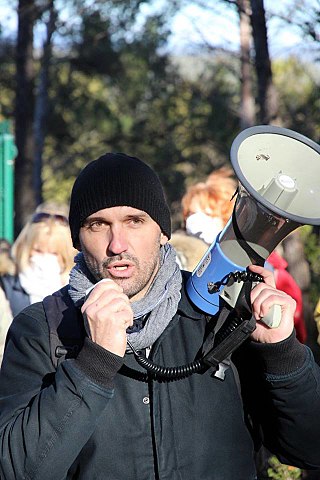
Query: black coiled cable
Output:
[[126, 339, 205, 380], [126, 270, 262, 381], [208, 270, 263, 294]]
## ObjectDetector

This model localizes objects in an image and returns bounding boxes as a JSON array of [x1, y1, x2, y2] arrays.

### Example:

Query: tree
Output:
[[249, 0, 280, 125], [15, 0, 38, 235], [34, 0, 57, 206], [238, 0, 256, 128]]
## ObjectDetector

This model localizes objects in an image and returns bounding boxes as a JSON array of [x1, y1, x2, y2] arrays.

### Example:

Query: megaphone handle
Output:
[[259, 304, 282, 328], [250, 279, 282, 328]]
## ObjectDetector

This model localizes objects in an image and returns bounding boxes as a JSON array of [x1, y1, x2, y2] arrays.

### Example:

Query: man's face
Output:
[[79, 206, 168, 302]]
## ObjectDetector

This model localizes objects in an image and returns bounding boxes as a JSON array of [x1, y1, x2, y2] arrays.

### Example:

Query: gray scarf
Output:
[[68, 243, 182, 350]]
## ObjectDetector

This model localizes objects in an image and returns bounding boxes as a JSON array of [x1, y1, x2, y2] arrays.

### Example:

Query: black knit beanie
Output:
[[69, 153, 171, 247]]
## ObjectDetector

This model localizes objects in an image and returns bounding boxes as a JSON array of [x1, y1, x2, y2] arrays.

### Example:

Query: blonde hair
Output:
[[0, 253, 16, 276], [0, 238, 16, 275], [182, 167, 237, 227], [12, 216, 76, 284]]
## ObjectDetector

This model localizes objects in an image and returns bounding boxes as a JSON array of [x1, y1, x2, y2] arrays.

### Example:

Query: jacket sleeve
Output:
[[237, 333, 320, 469], [0, 302, 123, 480]]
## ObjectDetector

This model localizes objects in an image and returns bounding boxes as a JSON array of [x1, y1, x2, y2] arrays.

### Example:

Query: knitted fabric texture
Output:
[[69, 153, 171, 246]]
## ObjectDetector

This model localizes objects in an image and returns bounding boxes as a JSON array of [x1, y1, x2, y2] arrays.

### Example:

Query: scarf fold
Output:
[[68, 243, 182, 349]]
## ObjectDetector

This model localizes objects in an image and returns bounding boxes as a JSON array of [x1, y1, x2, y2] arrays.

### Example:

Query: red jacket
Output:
[[267, 251, 307, 343]]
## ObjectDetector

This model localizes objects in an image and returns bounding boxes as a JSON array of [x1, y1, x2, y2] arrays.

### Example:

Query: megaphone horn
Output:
[[186, 125, 320, 322]]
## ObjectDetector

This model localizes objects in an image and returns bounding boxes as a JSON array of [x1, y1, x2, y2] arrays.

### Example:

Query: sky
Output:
[[0, 0, 318, 60], [166, 0, 317, 58]]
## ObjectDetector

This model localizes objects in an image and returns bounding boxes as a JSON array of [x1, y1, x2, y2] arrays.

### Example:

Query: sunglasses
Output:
[[31, 212, 69, 226]]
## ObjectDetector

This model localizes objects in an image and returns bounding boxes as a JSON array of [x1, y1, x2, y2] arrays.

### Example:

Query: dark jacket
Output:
[[0, 274, 30, 317], [0, 275, 320, 480]]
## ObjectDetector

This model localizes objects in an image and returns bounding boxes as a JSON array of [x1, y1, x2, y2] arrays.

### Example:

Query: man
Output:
[[0, 153, 319, 480]]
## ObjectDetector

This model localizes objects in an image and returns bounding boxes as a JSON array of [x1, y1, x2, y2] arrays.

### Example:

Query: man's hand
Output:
[[81, 279, 133, 357], [248, 264, 296, 343]]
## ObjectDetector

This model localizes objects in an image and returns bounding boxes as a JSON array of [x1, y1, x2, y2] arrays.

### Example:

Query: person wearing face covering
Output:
[[170, 167, 237, 271], [182, 166, 237, 246], [0, 202, 76, 317]]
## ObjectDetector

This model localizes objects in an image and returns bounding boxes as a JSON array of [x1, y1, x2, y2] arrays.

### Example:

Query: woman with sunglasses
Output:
[[0, 202, 77, 318]]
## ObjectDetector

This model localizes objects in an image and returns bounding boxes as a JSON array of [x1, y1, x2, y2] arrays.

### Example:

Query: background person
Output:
[[0, 238, 16, 276], [169, 231, 208, 271], [0, 201, 76, 317], [0, 239, 15, 365], [0, 153, 319, 479], [170, 166, 236, 271], [181, 166, 237, 245], [0, 286, 13, 367], [268, 247, 307, 344]]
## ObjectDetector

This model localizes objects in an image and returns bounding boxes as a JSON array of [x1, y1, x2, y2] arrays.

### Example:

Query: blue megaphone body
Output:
[[186, 224, 245, 316], [186, 228, 246, 316]]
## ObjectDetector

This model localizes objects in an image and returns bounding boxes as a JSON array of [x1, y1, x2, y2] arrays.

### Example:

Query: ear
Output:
[[160, 233, 169, 246]]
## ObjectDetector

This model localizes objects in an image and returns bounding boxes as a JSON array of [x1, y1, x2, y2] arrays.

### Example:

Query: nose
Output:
[[107, 226, 128, 255]]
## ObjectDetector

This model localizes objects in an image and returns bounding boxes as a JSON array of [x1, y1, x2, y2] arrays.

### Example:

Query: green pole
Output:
[[0, 120, 17, 243]]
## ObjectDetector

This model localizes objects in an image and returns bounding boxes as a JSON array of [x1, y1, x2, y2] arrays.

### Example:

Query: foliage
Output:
[[0, 37, 16, 120], [300, 225, 320, 305], [0, 0, 320, 233], [267, 456, 302, 479], [273, 57, 320, 141], [36, 1, 243, 230]]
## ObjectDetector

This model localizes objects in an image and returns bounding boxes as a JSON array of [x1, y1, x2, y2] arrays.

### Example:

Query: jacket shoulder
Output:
[[43, 286, 85, 367]]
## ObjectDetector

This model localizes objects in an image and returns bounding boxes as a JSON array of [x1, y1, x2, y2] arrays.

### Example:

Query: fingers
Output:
[[82, 280, 129, 313], [250, 282, 295, 321], [83, 279, 123, 306], [248, 264, 296, 320], [246, 262, 297, 342], [84, 295, 132, 328], [248, 264, 276, 288]]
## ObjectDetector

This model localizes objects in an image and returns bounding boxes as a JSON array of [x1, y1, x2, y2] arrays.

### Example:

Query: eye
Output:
[[128, 216, 144, 226], [86, 220, 108, 232]]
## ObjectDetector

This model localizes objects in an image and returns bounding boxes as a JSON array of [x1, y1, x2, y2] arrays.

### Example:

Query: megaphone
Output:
[[186, 125, 320, 325]]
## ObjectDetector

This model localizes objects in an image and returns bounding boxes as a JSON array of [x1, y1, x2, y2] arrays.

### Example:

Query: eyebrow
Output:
[[81, 216, 106, 226], [82, 211, 150, 225]]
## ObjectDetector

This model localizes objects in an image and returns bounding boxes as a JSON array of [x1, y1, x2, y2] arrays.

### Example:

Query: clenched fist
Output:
[[81, 279, 134, 357], [249, 264, 296, 344]]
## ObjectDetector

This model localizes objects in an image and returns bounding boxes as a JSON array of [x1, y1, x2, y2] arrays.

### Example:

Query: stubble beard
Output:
[[84, 251, 160, 299]]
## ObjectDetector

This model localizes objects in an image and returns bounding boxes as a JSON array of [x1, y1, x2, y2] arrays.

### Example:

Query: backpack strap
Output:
[[43, 285, 86, 368]]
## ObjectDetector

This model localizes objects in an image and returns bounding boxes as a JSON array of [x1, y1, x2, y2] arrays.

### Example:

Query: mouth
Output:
[[106, 261, 135, 278]]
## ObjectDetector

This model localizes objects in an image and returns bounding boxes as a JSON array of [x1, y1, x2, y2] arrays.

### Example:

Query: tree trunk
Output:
[[249, 0, 280, 125], [15, 0, 38, 235], [34, 0, 56, 206], [238, 0, 256, 129]]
